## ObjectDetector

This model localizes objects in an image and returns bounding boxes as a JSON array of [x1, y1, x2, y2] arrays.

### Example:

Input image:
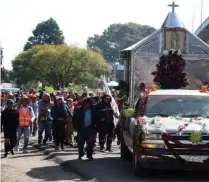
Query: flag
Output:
[[102, 76, 120, 126]]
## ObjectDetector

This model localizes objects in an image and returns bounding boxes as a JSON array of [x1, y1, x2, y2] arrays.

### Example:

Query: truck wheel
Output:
[[120, 130, 132, 161]]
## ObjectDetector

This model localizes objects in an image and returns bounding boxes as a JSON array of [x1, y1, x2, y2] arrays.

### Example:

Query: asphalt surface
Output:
[[29, 137, 209, 182], [1, 134, 209, 182], [1, 136, 97, 182]]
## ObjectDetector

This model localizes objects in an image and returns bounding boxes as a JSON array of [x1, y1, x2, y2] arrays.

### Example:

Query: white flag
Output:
[[102, 76, 120, 126]]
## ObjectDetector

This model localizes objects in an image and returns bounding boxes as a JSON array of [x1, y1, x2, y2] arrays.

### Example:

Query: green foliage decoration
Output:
[[124, 107, 135, 118]]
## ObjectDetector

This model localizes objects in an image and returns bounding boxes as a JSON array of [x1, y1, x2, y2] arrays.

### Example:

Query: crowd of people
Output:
[[1, 85, 122, 161]]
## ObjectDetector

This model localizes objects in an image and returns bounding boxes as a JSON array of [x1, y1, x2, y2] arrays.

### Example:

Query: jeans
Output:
[[16, 127, 30, 150], [38, 120, 51, 144]]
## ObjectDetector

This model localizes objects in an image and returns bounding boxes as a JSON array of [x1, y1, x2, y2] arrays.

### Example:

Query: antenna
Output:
[[192, 6, 196, 33], [200, 0, 203, 27]]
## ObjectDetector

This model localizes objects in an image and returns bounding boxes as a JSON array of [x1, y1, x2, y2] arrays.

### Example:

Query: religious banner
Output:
[[164, 29, 186, 52]]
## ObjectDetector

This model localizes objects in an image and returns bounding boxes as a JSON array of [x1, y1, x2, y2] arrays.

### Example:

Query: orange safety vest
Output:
[[19, 107, 31, 127]]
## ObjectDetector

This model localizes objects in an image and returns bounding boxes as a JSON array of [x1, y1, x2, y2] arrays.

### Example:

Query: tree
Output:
[[12, 46, 41, 85], [12, 44, 110, 89], [1, 67, 12, 83], [24, 18, 65, 51], [151, 49, 189, 89], [87, 22, 156, 63]]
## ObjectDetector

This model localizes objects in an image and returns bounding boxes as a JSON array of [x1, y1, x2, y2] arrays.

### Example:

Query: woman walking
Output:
[[65, 98, 74, 146], [51, 96, 67, 150]]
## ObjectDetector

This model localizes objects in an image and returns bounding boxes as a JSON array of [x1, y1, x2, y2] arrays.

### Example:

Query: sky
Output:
[[0, 0, 209, 70]]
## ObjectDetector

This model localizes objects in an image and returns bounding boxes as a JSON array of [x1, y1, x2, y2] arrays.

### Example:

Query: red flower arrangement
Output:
[[151, 49, 189, 89]]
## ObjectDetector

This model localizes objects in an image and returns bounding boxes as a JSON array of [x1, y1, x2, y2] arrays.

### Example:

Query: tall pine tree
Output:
[[24, 18, 65, 51]]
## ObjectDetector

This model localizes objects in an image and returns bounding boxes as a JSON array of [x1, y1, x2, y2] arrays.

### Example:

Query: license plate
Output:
[[181, 155, 208, 162]]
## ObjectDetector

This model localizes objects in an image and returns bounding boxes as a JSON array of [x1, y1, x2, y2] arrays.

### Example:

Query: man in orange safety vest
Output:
[[15, 95, 35, 153]]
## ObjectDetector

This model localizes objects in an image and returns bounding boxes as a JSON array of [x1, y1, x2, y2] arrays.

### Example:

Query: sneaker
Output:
[[11, 149, 14, 155], [23, 149, 28, 153], [55, 146, 59, 151], [4, 153, 8, 158], [43, 140, 47, 145], [87, 156, 94, 161], [14, 146, 19, 152], [69, 143, 74, 147], [106, 148, 113, 152], [100, 146, 104, 152], [61, 145, 65, 150], [78, 153, 84, 160]]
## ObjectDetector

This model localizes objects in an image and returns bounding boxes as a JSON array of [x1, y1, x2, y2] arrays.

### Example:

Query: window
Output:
[[145, 95, 209, 117]]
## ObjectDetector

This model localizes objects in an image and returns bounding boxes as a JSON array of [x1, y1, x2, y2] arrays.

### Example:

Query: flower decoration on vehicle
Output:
[[200, 85, 208, 93], [150, 84, 157, 91], [137, 115, 209, 136], [189, 131, 203, 144], [124, 107, 135, 118], [151, 49, 189, 89]]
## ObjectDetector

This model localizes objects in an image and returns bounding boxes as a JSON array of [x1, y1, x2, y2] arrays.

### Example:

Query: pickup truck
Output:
[[120, 89, 209, 176]]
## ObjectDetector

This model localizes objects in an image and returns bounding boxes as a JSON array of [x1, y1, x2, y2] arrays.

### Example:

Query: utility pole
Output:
[[0, 42, 3, 67], [200, 0, 203, 27], [192, 6, 196, 33]]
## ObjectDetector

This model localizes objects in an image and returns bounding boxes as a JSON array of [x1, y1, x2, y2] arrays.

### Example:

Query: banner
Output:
[[102, 76, 120, 126]]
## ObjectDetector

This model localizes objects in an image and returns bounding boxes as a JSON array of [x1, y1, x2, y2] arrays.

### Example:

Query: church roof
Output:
[[122, 2, 209, 57], [162, 12, 184, 28]]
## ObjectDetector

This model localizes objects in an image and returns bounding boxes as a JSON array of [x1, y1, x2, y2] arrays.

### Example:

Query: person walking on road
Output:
[[73, 98, 96, 160], [15, 95, 35, 153], [38, 93, 52, 145], [95, 94, 116, 152], [65, 98, 74, 146], [51, 96, 67, 150], [29, 94, 39, 136], [1, 99, 19, 157]]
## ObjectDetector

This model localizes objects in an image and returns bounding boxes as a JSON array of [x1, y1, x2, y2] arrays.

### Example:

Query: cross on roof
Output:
[[168, 1, 179, 13]]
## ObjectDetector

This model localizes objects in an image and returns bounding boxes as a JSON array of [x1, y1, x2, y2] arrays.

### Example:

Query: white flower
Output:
[[177, 50, 181, 56], [170, 49, 176, 54], [163, 50, 169, 56]]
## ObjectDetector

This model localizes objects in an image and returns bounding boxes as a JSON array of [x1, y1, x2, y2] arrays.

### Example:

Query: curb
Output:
[[29, 141, 100, 182]]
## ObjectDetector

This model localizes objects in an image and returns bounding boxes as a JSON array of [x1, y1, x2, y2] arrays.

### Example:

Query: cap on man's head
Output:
[[83, 98, 92, 104], [67, 98, 73, 102], [22, 95, 29, 99], [7, 99, 14, 105]]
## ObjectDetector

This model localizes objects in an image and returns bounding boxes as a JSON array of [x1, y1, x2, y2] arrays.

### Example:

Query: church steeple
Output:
[[168, 1, 179, 13], [162, 1, 184, 28]]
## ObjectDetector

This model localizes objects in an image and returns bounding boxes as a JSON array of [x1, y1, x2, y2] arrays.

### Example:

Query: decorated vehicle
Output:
[[119, 2, 209, 176], [120, 87, 209, 176]]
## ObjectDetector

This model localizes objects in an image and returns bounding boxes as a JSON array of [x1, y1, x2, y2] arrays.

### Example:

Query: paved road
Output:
[[29, 137, 209, 182], [1, 136, 96, 182]]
